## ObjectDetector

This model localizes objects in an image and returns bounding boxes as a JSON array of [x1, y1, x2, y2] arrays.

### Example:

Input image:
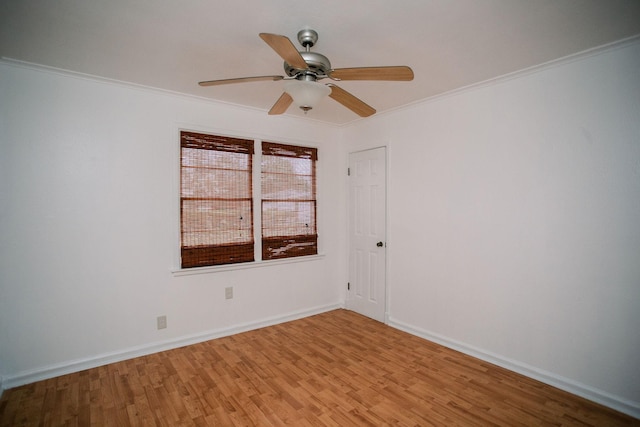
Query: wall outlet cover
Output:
[[157, 315, 167, 330]]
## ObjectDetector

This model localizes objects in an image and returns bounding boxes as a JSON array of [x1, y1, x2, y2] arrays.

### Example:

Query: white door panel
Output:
[[348, 147, 386, 322]]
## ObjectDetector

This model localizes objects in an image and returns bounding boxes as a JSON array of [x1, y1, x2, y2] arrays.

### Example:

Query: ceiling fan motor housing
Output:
[[284, 52, 331, 79]]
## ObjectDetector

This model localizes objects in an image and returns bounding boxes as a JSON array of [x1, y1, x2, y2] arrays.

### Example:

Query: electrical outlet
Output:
[[157, 315, 167, 330], [225, 287, 233, 300]]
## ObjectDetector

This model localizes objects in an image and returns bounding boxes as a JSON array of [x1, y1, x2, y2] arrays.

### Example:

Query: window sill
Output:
[[171, 253, 326, 276]]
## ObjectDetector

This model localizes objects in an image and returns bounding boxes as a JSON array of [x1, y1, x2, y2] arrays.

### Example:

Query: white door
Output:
[[347, 147, 387, 322]]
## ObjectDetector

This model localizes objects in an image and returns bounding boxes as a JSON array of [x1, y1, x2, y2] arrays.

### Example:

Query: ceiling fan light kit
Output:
[[198, 28, 414, 117], [284, 80, 331, 113]]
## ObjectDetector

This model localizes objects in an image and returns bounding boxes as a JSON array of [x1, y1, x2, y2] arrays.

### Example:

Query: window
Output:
[[261, 142, 318, 260], [180, 131, 254, 268], [179, 132, 318, 269]]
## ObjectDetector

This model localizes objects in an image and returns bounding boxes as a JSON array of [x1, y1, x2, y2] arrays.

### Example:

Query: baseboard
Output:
[[2, 303, 342, 391], [388, 317, 640, 420]]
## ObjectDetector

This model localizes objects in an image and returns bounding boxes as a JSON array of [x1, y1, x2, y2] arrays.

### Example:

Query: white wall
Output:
[[343, 40, 640, 415], [0, 62, 347, 388]]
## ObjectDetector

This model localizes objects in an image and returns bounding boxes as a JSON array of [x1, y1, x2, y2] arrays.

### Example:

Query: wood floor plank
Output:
[[1, 309, 638, 426]]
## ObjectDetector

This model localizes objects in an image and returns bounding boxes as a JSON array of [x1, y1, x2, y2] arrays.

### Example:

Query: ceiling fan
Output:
[[198, 29, 414, 117]]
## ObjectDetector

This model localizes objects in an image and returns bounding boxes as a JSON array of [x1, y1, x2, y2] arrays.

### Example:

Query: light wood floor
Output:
[[1, 309, 637, 426]]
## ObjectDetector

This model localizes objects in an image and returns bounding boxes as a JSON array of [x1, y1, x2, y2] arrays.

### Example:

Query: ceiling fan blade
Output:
[[259, 33, 308, 70], [199, 75, 284, 87], [268, 92, 293, 115], [330, 66, 414, 81], [328, 84, 376, 117]]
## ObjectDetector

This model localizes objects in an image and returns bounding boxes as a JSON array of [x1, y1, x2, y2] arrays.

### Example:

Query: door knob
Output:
[[376, 241, 384, 247]]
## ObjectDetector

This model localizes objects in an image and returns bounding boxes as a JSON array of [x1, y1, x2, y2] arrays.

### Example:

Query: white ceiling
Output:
[[2, 0, 640, 125]]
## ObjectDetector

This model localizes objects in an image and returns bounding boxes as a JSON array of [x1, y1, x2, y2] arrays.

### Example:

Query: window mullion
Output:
[[253, 139, 262, 262]]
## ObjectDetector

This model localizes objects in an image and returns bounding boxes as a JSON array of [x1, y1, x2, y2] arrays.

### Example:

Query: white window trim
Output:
[[171, 253, 326, 276]]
